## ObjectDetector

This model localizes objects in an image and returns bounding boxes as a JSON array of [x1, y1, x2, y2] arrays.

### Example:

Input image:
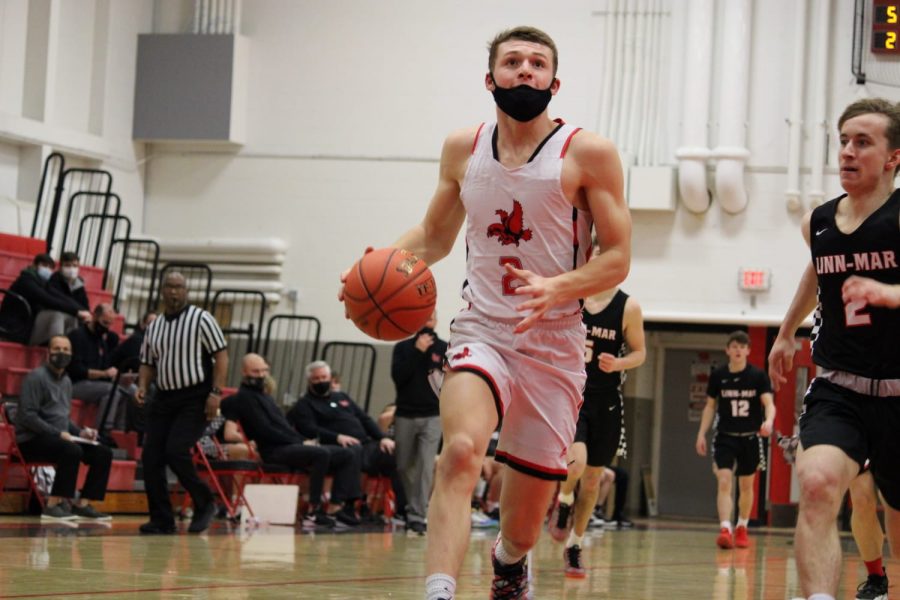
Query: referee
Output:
[[136, 272, 228, 534]]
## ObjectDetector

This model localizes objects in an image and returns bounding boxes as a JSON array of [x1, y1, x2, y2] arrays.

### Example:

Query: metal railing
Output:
[[211, 289, 268, 387], [320, 341, 377, 412], [107, 238, 161, 332], [262, 315, 321, 408]]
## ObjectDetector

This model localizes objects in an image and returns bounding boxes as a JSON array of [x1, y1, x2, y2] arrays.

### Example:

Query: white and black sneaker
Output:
[[855, 570, 888, 600]]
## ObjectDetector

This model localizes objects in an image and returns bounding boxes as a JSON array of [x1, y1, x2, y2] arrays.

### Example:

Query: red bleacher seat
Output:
[[0, 342, 46, 370], [0, 367, 29, 397], [0, 234, 44, 256], [69, 399, 99, 430]]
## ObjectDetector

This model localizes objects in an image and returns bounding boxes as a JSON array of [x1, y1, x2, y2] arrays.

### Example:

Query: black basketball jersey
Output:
[[810, 190, 900, 379], [706, 364, 771, 434], [582, 290, 628, 391]]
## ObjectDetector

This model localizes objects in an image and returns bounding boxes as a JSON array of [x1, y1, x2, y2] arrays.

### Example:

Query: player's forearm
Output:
[[697, 405, 715, 438], [776, 263, 818, 340], [618, 348, 646, 371], [552, 247, 629, 303], [393, 225, 451, 267]]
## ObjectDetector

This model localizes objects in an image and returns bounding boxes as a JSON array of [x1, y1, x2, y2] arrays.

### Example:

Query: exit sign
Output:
[[739, 268, 771, 291]]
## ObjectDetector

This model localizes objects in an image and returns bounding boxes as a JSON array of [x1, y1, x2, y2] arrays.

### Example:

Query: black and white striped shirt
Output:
[[140, 305, 227, 391]]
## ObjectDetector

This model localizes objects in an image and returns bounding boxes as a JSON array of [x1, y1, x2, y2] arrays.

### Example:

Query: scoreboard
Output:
[[873, 0, 900, 54]]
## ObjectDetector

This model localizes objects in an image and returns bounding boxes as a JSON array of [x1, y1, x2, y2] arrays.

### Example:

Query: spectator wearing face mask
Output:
[[0, 253, 91, 346], [48, 252, 90, 312], [15, 335, 113, 521], [66, 303, 127, 433]]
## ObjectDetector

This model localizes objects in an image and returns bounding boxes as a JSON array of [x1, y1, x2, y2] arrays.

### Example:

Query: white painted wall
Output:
[[142, 0, 900, 346], [0, 0, 150, 232], [1, 0, 899, 403]]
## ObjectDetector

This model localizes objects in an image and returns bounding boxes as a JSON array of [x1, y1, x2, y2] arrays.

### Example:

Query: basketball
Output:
[[343, 247, 438, 341]]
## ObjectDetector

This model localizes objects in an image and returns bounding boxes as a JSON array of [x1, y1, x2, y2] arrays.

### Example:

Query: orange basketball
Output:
[[343, 248, 438, 341]]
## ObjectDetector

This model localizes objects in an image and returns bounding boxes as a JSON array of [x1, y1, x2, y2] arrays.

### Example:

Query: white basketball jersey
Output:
[[459, 120, 594, 320]]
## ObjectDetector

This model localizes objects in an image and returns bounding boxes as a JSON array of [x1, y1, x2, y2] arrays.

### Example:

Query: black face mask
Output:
[[244, 376, 265, 391], [49, 352, 71, 370], [310, 381, 331, 396], [94, 323, 109, 336], [418, 327, 436, 338], [490, 77, 554, 122]]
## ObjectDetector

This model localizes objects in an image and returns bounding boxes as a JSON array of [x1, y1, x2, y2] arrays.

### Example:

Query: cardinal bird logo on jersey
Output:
[[487, 200, 533, 246], [451, 347, 472, 361]]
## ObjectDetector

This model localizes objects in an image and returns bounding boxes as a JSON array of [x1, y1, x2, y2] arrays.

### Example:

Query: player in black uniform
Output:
[[547, 281, 646, 578], [695, 331, 774, 550], [769, 98, 900, 600]]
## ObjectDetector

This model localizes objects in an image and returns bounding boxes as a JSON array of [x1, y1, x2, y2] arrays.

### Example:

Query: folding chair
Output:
[[191, 438, 263, 520], [0, 402, 54, 509]]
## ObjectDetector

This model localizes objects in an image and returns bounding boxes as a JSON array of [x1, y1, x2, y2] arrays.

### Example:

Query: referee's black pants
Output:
[[142, 389, 212, 527]]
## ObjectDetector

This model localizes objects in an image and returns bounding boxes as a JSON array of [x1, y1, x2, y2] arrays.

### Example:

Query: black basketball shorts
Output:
[[800, 378, 900, 509], [574, 387, 623, 468], [713, 433, 762, 476]]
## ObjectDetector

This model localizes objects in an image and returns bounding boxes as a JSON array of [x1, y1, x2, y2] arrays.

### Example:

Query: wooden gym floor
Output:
[[0, 516, 879, 599]]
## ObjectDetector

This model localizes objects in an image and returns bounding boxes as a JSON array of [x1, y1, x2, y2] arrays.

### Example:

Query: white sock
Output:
[[737, 518, 749, 529], [425, 573, 456, 600], [558, 491, 575, 505], [494, 534, 526, 565], [720, 520, 733, 532], [566, 531, 583, 548], [807, 594, 835, 600]]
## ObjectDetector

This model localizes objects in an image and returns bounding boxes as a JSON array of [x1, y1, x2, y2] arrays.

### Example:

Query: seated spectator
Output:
[[109, 311, 157, 439], [0, 253, 91, 345], [14, 335, 113, 520], [220, 353, 361, 527], [288, 360, 404, 517], [47, 252, 89, 312], [110, 311, 157, 372], [67, 303, 129, 433]]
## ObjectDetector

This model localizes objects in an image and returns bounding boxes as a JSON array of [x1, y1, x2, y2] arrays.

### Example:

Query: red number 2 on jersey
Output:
[[500, 257, 523, 296]]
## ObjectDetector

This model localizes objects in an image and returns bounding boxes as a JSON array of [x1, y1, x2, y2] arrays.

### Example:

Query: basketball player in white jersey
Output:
[[340, 26, 631, 600], [769, 98, 900, 600]]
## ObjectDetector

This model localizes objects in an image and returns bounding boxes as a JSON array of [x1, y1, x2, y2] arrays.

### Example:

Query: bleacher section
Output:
[[0, 233, 137, 511]]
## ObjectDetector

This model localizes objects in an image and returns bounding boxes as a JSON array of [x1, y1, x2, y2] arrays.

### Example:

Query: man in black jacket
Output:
[[0, 253, 90, 345], [220, 353, 360, 526], [47, 252, 90, 313], [67, 303, 127, 433], [391, 312, 446, 534], [288, 361, 402, 514]]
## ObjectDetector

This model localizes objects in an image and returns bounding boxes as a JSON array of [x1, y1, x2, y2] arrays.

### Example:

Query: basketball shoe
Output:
[[733, 525, 749, 548], [716, 527, 734, 549], [564, 545, 586, 578], [490, 539, 533, 599], [548, 500, 573, 543], [855, 569, 888, 600]]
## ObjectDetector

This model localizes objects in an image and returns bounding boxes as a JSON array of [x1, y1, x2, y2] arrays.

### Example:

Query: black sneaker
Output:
[[408, 520, 426, 535], [71, 504, 112, 521], [333, 504, 360, 527], [302, 510, 336, 528], [188, 502, 216, 533], [856, 570, 888, 600], [564, 544, 586, 578], [490, 539, 532, 599], [41, 503, 77, 521], [548, 500, 572, 542]]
